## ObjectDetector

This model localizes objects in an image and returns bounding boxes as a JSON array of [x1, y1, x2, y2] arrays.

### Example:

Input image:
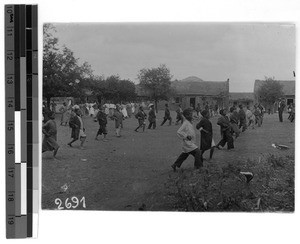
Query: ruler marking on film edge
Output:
[[5, 4, 38, 239]]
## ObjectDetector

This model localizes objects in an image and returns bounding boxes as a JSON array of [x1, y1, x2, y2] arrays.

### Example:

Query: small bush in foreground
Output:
[[167, 154, 294, 212]]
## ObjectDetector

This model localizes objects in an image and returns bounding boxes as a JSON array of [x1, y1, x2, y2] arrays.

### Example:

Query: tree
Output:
[[43, 24, 94, 107], [101, 75, 137, 104], [137, 64, 173, 112], [256, 77, 284, 109]]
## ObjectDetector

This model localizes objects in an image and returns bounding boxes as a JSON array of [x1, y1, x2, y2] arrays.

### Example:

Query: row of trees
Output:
[[43, 24, 174, 110]]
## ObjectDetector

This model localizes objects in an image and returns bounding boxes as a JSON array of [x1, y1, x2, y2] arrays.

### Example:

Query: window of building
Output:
[[287, 98, 294, 105]]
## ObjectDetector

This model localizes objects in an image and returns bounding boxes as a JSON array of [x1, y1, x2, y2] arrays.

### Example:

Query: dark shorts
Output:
[[97, 124, 108, 135]]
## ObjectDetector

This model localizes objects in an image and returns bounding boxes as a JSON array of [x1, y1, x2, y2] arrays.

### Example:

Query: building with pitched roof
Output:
[[171, 76, 229, 109]]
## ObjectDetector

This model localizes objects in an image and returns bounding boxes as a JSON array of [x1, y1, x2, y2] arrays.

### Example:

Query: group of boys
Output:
[[171, 104, 265, 172], [42, 101, 264, 167]]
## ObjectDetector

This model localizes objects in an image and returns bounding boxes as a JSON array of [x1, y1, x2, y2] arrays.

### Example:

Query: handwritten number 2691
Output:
[[55, 196, 86, 210]]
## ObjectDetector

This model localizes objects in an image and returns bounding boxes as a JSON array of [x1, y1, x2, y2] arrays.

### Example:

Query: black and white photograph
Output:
[[1, 0, 300, 243], [42, 22, 295, 212]]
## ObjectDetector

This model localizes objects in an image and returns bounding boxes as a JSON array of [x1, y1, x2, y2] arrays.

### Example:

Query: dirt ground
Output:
[[42, 111, 295, 211]]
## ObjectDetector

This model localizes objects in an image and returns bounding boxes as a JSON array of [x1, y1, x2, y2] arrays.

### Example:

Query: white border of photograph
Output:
[[0, 0, 299, 243]]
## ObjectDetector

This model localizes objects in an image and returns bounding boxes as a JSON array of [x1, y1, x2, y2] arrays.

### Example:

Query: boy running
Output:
[[175, 104, 184, 125], [161, 103, 172, 126], [216, 109, 234, 150], [171, 108, 203, 172], [67, 108, 86, 149], [95, 106, 108, 141], [42, 111, 60, 158], [134, 106, 147, 132], [148, 104, 156, 129], [196, 109, 215, 161]]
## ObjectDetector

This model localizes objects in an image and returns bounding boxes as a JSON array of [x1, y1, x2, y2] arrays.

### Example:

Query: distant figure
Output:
[[288, 103, 295, 122], [59, 102, 71, 126], [216, 109, 234, 150], [161, 103, 172, 126], [121, 104, 128, 118], [171, 108, 203, 172], [196, 103, 201, 117], [67, 108, 86, 149], [95, 106, 108, 141], [253, 105, 262, 127], [229, 106, 240, 138], [134, 106, 147, 132], [89, 103, 96, 117], [246, 106, 255, 129], [131, 103, 136, 115], [104, 104, 110, 116], [257, 103, 265, 124], [42, 111, 59, 158], [126, 103, 132, 118], [238, 104, 247, 132], [148, 104, 156, 129], [196, 109, 215, 161], [50, 101, 57, 113], [175, 104, 184, 125], [42, 102, 51, 123], [214, 104, 219, 116], [205, 102, 209, 112], [278, 99, 286, 122], [112, 105, 124, 137]]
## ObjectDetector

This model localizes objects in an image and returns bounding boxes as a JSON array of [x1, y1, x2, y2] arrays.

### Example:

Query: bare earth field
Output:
[[42, 111, 295, 211]]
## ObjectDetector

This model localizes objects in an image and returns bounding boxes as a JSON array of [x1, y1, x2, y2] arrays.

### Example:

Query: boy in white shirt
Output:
[[171, 108, 203, 171]]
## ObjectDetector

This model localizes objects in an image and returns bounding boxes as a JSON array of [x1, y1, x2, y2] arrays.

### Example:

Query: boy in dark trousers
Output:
[[196, 109, 215, 161], [161, 103, 172, 126], [171, 108, 203, 171], [216, 109, 234, 150], [42, 111, 60, 158], [68, 108, 86, 149], [148, 104, 156, 129], [134, 106, 147, 132], [95, 106, 108, 141], [175, 104, 184, 125], [229, 106, 240, 138]]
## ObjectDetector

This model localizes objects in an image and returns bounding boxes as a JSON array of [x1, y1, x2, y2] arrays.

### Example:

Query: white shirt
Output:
[[177, 120, 198, 153]]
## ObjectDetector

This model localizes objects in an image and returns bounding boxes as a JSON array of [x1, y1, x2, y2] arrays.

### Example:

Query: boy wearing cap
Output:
[[134, 106, 147, 132], [42, 111, 60, 158], [171, 108, 203, 171]]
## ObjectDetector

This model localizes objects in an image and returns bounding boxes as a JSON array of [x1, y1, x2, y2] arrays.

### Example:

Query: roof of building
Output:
[[172, 76, 229, 96], [254, 80, 295, 96], [229, 92, 254, 101]]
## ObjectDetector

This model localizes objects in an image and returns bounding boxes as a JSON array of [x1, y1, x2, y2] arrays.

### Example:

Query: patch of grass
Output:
[[168, 154, 294, 212]]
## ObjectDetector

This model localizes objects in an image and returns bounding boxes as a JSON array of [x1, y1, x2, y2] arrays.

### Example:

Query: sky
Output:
[[52, 23, 295, 92]]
